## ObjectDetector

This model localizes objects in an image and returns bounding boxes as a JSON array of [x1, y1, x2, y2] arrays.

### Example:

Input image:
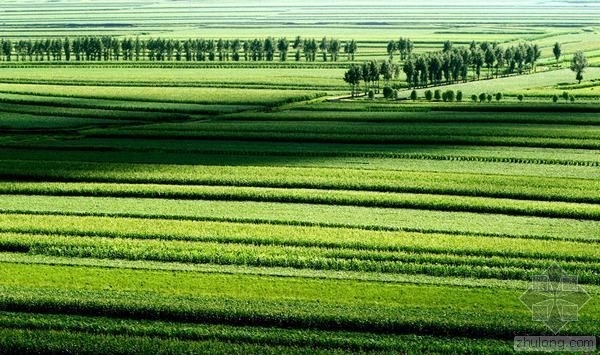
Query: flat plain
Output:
[[0, 0, 599, 354]]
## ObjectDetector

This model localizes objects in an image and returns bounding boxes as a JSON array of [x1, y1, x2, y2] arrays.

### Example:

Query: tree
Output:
[[443, 40, 453, 53], [479, 93, 487, 102], [264, 37, 275, 61], [410, 90, 418, 101], [425, 90, 433, 101], [562, 91, 569, 102], [495, 92, 503, 102], [277, 38, 289, 61], [328, 39, 340, 62], [553, 42, 561, 67], [570, 51, 588, 84], [361, 62, 371, 94], [368, 61, 380, 93], [518, 94, 524, 102], [319, 37, 328, 62], [484, 48, 495, 78], [383, 86, 394, 99], [415, 56, 428, 87], [456, 90, 463, 102], [231, 39, 241, 61], [403, 58, 416, 88], [344, 40, 357, 61], [472, 50, 484, 80], [63, 37, 71, 61], [552, 94, 559, 103], [343, 65, 362, 97], [380, 61, 393, 84], [494, 46, 504, 78], [387, 40, 396, 60], [434, 89, 441, 101]]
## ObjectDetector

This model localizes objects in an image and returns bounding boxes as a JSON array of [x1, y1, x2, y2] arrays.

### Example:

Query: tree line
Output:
[[343, 41, 548, 97], [402, 41, 542, 88], [0, 36, 358, 62]]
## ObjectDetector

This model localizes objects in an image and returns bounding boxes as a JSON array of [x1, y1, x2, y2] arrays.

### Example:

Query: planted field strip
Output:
[[1, 195, 600, 242], [84, 117, 600, 149], [0, 312, 514, 354], [0, 67, 348, 90], [1, 214, 598, 261], [3, 231, 600, 282], [0, 84, 329, 106], [0, 112, 131, 130], [0, 92, 257, 115], [229, 110, 600, 124], [0, 263, 584, 339], [2, 182, 600, 221], [2, 160, 599, 203], [6, 138, 600, 166]]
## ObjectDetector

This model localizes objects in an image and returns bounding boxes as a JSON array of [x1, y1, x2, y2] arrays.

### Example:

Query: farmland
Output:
[[1, 0, 600, 354]]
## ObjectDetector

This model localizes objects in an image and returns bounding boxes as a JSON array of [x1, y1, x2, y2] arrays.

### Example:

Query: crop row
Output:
[[0, 263, 564, 339], [0, 92, 256, 114], [3, 232, 600, 282], [2, 160, 599, 203], [3, 147, 598, 181], [87, 129, 600, 149], [1, 195, 600, 241], [0, 85, 329, 106], [1, 214, 598, 260], [0, 311, 514, 354], [2, 182, 600, 221], [0, 102, 205, 122], [6, 143, 600, 168], [8, 138, 599, 166], [145, 121, 600, 140], [0, 112, 128, 131], [0, 78, 345, 91]]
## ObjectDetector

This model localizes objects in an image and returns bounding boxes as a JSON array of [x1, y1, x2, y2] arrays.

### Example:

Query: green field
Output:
[[1, 1, 600, 354]]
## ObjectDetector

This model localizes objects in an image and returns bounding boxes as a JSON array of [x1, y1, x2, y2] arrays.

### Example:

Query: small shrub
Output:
[[445, 90, 455, 102], [383, 86, 394, 99], [487, 94, 493, 103], [471, 94, 478, 102], [441, 92, 448, 102], [425, 90, 433, 101], [562, 91, 569, 101], [410, 90, 418, 100], [456, 90, 463, 102], [479, 93, 487, 102], [434, 89, 441, 101], [393, 89, 399, 99], [368, 90, 375, 99], [495, 92, 503, 102], [569, 95, 575, 103], [518, 94, 524, 102], [552, 94, 559, 103]]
